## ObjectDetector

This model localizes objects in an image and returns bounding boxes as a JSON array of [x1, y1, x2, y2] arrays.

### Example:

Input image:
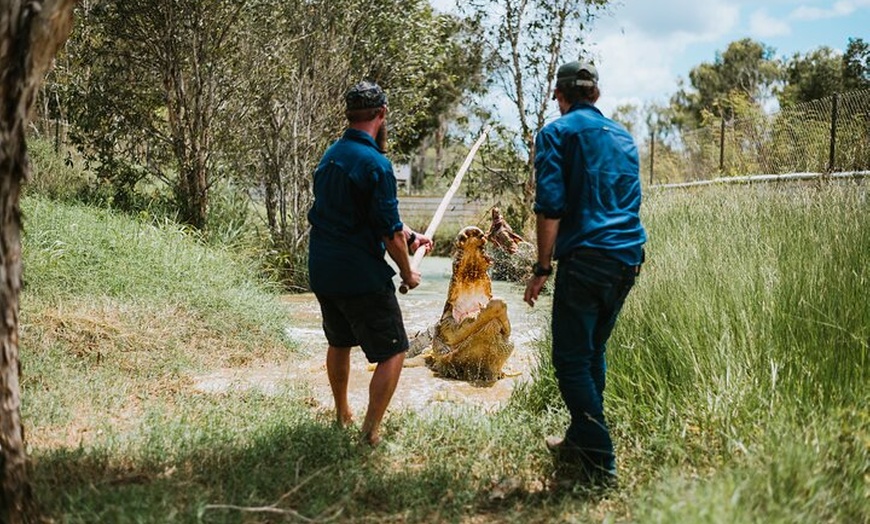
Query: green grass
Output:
[[515, 182, 869, 522], [18, 183, 869, 523], [23, 196, 288, 330], [20, 196, 297, 441]]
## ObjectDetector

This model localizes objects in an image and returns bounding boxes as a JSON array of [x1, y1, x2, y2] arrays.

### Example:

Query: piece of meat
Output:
[[487, 207, 525, 254]]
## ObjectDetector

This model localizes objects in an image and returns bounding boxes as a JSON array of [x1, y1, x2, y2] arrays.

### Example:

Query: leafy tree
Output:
[[60, 0, 482, 251], [223, 0, 355, 262], [207, 0, 482, 288], [778, 46, 843, 106], [671, 38, 782, 129], [64, 0, 249, 231], [459, 0, 609, 231], [842, 37, 870, 92], [349, 0, 485, 158], [777, 37, 869, 107], [1, 2, 75, 521], [610, 102, 646, 137]]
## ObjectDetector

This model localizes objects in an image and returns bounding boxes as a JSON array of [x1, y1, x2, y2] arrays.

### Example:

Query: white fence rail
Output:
[[652, 170, 870, 190]]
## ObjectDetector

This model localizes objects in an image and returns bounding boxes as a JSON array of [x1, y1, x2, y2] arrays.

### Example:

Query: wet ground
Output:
[[193, 256, 552, 416]]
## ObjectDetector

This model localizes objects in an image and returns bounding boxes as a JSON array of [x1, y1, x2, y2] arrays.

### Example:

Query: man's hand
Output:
[[400, 269, 422, 291], [525, 215, 559, 307], [405, 229, 434, 255], [410, 233, 433, 255], [387, 229, 422, 293], [524, 275, 548, 306]]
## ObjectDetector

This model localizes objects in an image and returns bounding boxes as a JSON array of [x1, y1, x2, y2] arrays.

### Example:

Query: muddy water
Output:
[[194, 256, 552, 416]]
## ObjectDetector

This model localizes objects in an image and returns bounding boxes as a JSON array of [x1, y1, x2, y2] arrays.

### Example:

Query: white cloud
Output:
[[587, 0, 742, 117], [749, 9, 792, 37], [431, 0, 869, 135], [594, 0, 740, 41], [790, 0, 870, 20], [430, 0, 747, 118], [429, 0, 456, 12], [587, 31, 682, 116]]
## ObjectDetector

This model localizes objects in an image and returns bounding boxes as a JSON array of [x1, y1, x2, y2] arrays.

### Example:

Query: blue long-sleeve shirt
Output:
[[534, 102, 647, 266], [307, 128, 404, 296]]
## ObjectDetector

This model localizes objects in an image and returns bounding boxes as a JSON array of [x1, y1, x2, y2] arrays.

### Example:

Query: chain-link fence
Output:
[[647, 88, 870, 186]]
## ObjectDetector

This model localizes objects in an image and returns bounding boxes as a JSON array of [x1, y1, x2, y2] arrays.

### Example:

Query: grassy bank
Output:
[[516, 182, 868, 522], [20, 197, 295, 448], [19, 184, 869, 523]]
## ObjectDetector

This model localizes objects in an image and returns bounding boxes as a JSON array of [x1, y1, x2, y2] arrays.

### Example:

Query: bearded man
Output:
[[307, 81, 432, 446]]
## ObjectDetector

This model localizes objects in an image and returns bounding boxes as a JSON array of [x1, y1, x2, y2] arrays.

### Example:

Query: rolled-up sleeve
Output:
[[533, 126, 566, 218], [369, 160, 404, 238]]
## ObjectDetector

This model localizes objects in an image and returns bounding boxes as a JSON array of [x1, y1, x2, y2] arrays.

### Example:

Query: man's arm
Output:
[[534, 215, 559, 269], [524, 214, 560, 307], [385, 230, 421, 290], [526, 123, 565, 307]]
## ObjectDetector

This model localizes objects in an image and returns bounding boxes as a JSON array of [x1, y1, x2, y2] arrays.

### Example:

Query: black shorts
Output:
[[315, 286, 409, 364]]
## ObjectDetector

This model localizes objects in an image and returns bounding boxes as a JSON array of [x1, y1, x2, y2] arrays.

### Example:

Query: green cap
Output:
[[556, 61, 598, 89], [345, 81, 387, 110]]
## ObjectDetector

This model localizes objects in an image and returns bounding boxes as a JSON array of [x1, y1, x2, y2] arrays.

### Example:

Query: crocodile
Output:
[[424, 226, 514, 382]]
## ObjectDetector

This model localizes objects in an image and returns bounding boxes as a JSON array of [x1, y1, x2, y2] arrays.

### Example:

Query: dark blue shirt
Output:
[[534, 102, 647, 265], [307, 128, 404, 296]]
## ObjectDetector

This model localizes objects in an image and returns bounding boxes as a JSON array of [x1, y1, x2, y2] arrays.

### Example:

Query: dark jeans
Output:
[[551, 249, 637, 476]]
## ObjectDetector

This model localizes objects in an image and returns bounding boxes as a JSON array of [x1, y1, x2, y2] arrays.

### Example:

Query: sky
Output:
[[430, 0, 870, 120]]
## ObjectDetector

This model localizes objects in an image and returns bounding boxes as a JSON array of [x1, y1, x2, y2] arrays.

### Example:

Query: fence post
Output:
[[719, 114, 726, 173], [649, 127, 655, 186], [828, 92, 839, 173]]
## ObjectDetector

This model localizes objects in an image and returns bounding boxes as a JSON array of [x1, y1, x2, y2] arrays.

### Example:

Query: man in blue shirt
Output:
[[308, 81, 432, 446], [524, 61, 646, 487]]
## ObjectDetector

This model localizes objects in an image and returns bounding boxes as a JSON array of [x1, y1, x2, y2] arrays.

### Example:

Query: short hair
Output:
[[559, 85, 599, 105], [345, 106, 385, 123]]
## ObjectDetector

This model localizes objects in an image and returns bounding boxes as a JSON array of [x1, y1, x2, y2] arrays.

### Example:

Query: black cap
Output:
[[345, 81, 387, 110], [555, 61, 598, 89]]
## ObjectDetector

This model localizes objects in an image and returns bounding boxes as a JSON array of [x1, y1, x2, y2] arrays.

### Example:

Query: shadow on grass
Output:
[[29, 415, 609, 523], [29, 416, 544, 523]]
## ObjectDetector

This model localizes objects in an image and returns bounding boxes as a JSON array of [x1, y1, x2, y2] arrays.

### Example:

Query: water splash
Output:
[[193, 256, 551, 416]]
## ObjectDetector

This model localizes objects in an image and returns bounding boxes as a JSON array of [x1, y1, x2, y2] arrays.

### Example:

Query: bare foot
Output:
[[361, 430, 381, 447], [336, 412, 354, 428]]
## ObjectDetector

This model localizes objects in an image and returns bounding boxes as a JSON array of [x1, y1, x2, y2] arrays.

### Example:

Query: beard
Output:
[[376, 121, 388, 151]]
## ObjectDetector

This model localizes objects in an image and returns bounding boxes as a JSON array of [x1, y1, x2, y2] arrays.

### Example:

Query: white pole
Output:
[[400, 125, 491, 293]]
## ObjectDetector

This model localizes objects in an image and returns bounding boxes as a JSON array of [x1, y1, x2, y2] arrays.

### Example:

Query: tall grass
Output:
[[514, 182, 869, 522], [20, 196, 297, 446], [23, 196, 289, 336], [26, 137, 96, 203]]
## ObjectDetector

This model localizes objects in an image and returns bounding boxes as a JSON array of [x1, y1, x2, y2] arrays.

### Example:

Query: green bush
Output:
[[26, 137, 96, 202]]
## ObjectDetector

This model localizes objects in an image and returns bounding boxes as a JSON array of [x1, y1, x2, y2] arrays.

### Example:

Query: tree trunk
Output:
[[0, 113, 29, 524], [262, 156, 280, 239], [182, 160, 208, 231], [0, 2, 74, 522]]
